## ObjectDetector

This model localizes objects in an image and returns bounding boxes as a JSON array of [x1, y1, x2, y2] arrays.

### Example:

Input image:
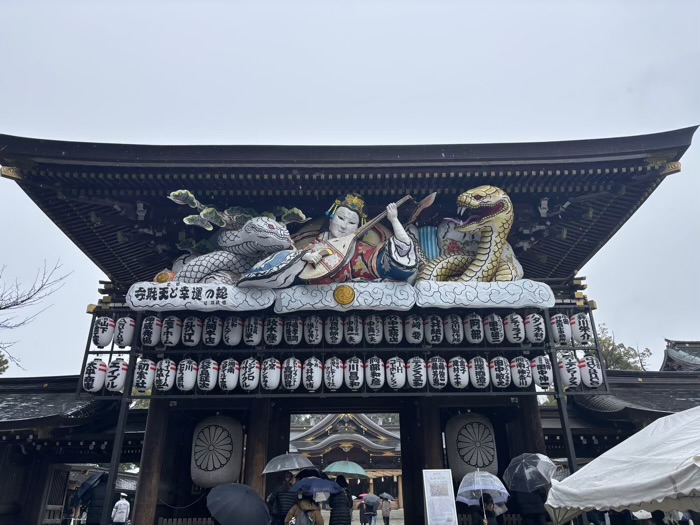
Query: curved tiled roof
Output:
[[1, 128, 696, 284], [661, 340, 700, 371], [292, 433, 398, 453]]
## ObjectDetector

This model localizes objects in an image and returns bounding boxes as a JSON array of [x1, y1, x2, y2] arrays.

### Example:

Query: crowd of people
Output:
[[266, 469, 394, 525]]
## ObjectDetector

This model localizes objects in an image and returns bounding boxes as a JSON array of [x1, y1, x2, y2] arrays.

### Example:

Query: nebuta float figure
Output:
[[235, 193, 420, 288], [297, 193, 418, 284]]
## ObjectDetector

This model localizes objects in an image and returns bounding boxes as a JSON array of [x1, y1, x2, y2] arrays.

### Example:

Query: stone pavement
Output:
[[320, 509, 405, 525]]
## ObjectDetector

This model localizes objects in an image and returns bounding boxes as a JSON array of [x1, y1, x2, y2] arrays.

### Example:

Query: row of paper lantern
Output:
[[92, 312, 594, 349], [82, 353, 603, 393]]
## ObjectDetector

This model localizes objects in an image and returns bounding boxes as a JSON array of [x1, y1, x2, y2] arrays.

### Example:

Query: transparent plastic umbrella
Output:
[[457, 471, 509, 506], [262, 453, 314, 474], [503, 453, 557, 493]]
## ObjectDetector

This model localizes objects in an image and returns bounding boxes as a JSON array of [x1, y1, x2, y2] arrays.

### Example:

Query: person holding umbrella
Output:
[[364, 495, 380, 525], [379, 494, 392, 525], [267, 472, 299, 525], [358, 498, 368, 525], [285, 492, 324, 525], [328, 475, 353, 525], [470, 494, 497, 525]]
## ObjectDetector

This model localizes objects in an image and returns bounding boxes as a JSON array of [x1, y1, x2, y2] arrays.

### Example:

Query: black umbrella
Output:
[[207, 483, 270, 525], [379, 492, 395, 501]]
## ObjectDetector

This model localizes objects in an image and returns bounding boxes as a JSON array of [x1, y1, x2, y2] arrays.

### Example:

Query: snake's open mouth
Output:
[[443, 201, 505, 227]]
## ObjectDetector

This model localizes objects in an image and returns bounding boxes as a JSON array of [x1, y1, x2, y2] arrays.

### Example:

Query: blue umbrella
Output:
[[292, 477, 343, 496]]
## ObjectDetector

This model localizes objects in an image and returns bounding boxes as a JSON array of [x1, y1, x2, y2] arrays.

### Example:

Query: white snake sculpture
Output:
[[175, 217, 295, 284]]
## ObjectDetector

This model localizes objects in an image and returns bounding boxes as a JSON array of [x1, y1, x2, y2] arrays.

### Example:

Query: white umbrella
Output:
[[457, 471, 509, 506], [262, 453, 314, 474]]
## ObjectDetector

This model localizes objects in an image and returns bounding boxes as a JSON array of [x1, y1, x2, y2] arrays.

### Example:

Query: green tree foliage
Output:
[[596, 323, 652, 371]]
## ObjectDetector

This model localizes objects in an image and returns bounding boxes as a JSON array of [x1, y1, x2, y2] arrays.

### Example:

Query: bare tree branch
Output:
[[0, 261, 72, 372]]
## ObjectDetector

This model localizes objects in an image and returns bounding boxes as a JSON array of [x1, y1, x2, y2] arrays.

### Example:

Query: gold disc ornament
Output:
[[333, 285, 355, 306]]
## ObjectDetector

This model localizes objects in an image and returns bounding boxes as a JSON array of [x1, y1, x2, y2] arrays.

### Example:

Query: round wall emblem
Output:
[[333, 285, 355, 305]]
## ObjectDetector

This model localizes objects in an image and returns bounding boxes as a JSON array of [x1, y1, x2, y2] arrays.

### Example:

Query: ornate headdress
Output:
[[326, 193, 368, 225]]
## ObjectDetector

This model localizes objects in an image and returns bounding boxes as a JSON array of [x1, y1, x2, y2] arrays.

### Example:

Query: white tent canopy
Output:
[[546, 405, 700, 524]]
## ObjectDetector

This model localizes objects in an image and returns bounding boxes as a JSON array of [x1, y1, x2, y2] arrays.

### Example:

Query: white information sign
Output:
[[422, 469, 459, 525]]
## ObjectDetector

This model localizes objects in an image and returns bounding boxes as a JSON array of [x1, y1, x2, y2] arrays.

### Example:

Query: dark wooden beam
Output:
[[133, 399, 170, 525], [244, 399, 272, 497]]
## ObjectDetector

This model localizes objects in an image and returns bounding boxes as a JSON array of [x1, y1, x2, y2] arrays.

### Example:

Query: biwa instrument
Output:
[[299, 193, 435, 282]]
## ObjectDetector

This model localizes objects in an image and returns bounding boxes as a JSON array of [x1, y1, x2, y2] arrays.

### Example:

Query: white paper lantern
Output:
[[570, 312, 594, 345], [344, 357, 364, 391], [384, 314, 403, 345], [558, 355, 581, 389], [580, 355, 603, 388], [134, 359, 156, 393], [448, 356, 469, 389], [239, 358, 261, 391], [114, 317, 136, 348], [106, 358, 129, 392], [198, 358, 219, 391], [524, 313, 546, 344], [264, 317, 283, 346], [407, 357, 427, 388], [531, 355, 553, 388], [203, 316, 223, 346], [219, 358, 240, 391], [484, 314, 505, 344], [504, 313, 525, 344], [182, 317, 203, 347], [550, 313, 571, 345], [92, 317, 116, 348], [424, 315, 444, 345], [444, 315, 464, 345], [302, 357, 323, 392], [304, 316, 323, 345], [261, 358, 281, 390], [161, 316, 183, 347], [191, 416, 243, 488], [469, 357, 490, 389], [490, 356, 511, 388], [364, 315, 384, 345], [155, 359, 177, 391], [83, 358, 107, 392], [284, 316, 303, 346], [365, 356, 385, 390], [404, 314, 424, 344], [243, 317, 263, 346], [428, 356, 448, 389], [177, 359, 198, 391], [510, 356, 533, 388], [344, 315, 363, 345], [223, 316, 243, 346], [323, 357, 344, 391], [385, 357, 406, 389], [282, 357, 302, 390], [141, 316, 163, 347], [324, 316, 344, 345], [463, 313, 484, 344]]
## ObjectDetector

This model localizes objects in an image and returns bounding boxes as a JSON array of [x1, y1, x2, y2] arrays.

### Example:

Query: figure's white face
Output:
[[328, 206, 360, 239]]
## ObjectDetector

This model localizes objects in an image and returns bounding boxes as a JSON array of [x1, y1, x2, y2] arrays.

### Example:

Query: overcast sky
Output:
[[1, 0, 699, 377]]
